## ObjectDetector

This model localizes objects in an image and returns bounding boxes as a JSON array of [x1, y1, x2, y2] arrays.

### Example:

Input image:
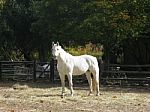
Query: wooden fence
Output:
[[0, 60, 55, 82], [0, 60, 150, 86], [100, 64, 150, 86]]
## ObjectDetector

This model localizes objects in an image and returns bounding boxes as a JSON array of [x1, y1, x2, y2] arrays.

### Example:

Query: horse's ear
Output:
[[56, 42, 59, 46], [52, 42, 54, 46]]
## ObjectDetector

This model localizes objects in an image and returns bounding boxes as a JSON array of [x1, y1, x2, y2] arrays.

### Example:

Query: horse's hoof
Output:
[[61, 94, 65, 98], [96, 93, 100, 96], [88, 93, 93, 96], [61, 95, 64, 98]]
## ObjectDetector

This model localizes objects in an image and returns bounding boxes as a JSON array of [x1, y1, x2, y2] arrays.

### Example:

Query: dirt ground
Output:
[[0, 81, 150, 112]]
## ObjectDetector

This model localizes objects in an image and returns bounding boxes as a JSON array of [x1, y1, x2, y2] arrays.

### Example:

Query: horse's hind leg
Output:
[[90, 68, 99, 96], [85, 71, 93, 95], [93, 71, 100, 96]]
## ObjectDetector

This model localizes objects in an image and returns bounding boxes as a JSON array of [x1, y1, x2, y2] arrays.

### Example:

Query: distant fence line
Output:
[[0, 60, 55, 82], [0, 60, 150, 86], [100, 63, 150, 86]]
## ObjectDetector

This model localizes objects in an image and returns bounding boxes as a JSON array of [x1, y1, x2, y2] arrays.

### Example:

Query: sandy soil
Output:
[[0, 81, 150, 112]]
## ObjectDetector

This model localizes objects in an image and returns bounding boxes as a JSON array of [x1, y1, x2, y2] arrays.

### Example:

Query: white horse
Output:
[[52, 42, 100, 97]]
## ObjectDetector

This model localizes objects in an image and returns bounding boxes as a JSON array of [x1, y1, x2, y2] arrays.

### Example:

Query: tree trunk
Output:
[[39, 44, 45, 62]]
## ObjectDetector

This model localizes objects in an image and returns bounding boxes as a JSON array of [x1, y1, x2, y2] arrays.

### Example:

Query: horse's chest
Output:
[[57, 61, 71, 73]]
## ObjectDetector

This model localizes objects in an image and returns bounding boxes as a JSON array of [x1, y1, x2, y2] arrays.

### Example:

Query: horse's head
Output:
[[52, 42, 62, 58]]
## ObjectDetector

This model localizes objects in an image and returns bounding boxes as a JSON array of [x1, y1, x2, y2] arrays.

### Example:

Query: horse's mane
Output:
[[59, 46, 72, 57]]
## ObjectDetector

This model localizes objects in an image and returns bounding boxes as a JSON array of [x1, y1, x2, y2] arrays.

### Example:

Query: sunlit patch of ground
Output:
[[0, 82, 150, 112]]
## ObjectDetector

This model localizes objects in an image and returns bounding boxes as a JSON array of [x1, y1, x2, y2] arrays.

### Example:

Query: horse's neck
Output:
[[57, 49, 72, 63]]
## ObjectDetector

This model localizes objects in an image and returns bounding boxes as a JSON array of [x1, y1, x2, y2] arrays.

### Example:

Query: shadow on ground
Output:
[[0, 80, 150, 94]]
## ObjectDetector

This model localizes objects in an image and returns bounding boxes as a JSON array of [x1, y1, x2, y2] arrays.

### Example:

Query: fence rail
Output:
[[100, 63, 150, 86], [0, 60, 150, 86], [0, 60, 55, 82]]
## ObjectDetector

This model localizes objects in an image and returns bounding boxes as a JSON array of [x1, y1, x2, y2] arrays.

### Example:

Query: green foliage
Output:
[[0, 0, 150, 62], [65, 43, 103, 58]]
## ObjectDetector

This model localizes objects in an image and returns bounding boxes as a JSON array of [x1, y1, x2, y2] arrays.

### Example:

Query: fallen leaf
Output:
[[113, 96, 117, 98], [40, 100, 44, 103]]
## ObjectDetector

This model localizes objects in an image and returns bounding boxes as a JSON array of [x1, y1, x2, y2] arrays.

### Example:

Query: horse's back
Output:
[[80, 55, 98, 65]]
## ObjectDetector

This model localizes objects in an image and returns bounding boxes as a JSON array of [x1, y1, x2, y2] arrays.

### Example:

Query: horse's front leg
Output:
[[67, 73, 74, 97], [59, 74, 65, 98]]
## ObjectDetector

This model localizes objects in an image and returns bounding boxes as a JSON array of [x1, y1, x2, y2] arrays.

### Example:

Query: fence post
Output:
[[50, 58, 55, 83], [0, 61, 2, 80], [98, 58, 104, 85], [33, 60, 36, 82]]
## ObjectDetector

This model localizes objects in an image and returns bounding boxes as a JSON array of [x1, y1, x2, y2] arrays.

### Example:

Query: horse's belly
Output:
[[72, 69, 84, 75], [57, 58, 89, 75], [71, 59, 89, 75], [72, 65, 88, 75]]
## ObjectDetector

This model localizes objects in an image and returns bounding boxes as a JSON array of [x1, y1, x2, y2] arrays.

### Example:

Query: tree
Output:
[[0, 0, 14, 60], [0, 0, 150, 63], [1, 0, 36, 60]]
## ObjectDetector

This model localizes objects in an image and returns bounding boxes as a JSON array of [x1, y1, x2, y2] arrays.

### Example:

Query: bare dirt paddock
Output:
[[0, 81, 150, 112]]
